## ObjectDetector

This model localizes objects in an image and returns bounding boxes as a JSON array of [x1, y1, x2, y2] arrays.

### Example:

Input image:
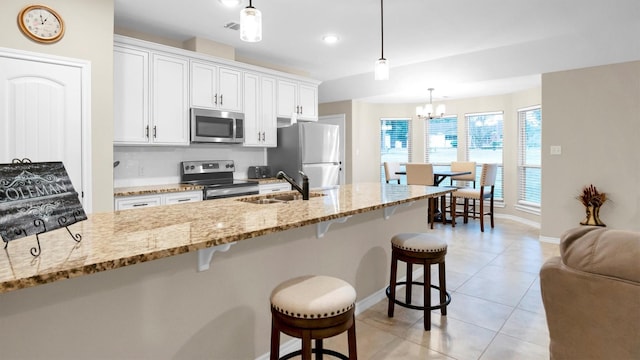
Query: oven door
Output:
[[190, 108, 244, 143], [204, 184, 259, 200]]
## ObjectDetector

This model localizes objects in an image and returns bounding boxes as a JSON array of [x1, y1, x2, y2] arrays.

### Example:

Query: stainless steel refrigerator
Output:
[[267, 122, 341, 189]]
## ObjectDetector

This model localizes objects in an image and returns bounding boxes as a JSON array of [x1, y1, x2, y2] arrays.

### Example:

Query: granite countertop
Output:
[[1, 183, 454, 293], [113, 179, 287, 197]]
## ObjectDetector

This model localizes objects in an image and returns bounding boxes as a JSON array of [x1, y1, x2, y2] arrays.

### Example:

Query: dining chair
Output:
[[405, 163, 444, 229], [451, 163, 497, 232], [383, 162, 402, 184], [449, 161, 477, 217]]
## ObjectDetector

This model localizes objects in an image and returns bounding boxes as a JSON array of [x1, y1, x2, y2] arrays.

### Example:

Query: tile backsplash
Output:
[[113, 145, 266, 187]]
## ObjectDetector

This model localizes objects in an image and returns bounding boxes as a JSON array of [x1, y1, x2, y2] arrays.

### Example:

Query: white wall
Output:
[[0, 0, 114, 212], [114, 146, 266, 187], [541, 60, 640, 237]]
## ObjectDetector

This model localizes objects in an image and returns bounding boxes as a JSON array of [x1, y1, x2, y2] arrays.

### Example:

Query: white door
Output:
[[0, 52, 88, 208]]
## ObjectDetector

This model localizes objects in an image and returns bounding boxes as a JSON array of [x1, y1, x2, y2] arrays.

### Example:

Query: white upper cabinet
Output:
[[114, 46, 149, 143], [243, 72, 277, 147], [191, 61, 242, 112], [277, 79, 318, 121], [151, 53, 189, 145], [114, 44, 189, 145]]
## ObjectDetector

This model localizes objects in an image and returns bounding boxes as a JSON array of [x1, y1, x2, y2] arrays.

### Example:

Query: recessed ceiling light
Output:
[[322, 34, 340, 44], [219, 0, 241, 7]]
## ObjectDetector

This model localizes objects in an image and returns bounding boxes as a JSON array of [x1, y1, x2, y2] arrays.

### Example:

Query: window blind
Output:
[[517, 106, 541, 208], [380, 118, 412, 182], [465, 111, 504, 200], [424, 116, 458, 166]]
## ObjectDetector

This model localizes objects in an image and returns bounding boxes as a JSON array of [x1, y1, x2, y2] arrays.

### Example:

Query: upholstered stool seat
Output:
[[386, 233, 451, 331], [270, 275, 358, 360]]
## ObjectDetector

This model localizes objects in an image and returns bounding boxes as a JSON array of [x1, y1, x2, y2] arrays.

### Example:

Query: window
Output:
[[517, 106, 541, 210], [465, 112, 504, 200], [380, 118, 411, 183], [424, 116, 457, 173]]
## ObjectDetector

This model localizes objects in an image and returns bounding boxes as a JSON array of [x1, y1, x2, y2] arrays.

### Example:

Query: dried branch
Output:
[[577, 184, 607, 207]]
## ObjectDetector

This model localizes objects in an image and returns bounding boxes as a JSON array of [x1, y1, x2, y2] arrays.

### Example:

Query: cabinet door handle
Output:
[[145, 125, 149, 138], [300, 106, 303, 114], [153, 125, 157, 138], [262, 132, 265, 141], [133, 203, 148, 207], [257, 132, 261, 142], [214, 94, 218, 105], [177, 198, 190, 202], [220, 94, 223, 106]]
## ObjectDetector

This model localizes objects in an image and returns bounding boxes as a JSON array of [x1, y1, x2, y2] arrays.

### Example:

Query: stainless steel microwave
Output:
[[190, 108, 244, 144]]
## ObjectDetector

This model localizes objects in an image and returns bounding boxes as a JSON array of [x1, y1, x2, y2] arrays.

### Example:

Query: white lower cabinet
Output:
[[164, 191, 203, 204], [115, 190, 203, 210], [115, 194, 163, 210], [259, 183, 292, 194]]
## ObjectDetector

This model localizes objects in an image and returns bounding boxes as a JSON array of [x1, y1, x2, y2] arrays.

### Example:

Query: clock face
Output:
[[18, 5, 65, 43]]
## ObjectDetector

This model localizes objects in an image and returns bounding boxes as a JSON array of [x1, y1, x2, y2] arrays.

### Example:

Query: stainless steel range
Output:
[[180, 160, 259, 200]]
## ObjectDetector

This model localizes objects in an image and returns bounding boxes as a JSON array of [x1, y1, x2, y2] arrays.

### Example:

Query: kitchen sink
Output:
[[237, 192, 325, 204]]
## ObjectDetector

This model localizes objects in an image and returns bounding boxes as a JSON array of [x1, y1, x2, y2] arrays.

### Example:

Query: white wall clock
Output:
[[18, 4, 65, 44]]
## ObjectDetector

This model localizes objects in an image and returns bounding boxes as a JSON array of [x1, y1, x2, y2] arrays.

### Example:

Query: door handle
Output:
[[153, 125, 157, 138], [214, 94, 218, 105], [145, 125, 149, 138], [220, 94, 223, 106]]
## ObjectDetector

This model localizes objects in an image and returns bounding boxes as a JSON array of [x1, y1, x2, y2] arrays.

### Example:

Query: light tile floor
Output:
[[324, 218, 559, 360]]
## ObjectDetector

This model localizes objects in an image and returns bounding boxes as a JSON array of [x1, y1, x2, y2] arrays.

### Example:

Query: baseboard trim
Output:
[[494, 213, 540, 229], [539, 235, 560, 244]]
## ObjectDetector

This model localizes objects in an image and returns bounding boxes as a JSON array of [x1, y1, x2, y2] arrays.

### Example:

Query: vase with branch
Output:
[[577, 184, 607, 226]]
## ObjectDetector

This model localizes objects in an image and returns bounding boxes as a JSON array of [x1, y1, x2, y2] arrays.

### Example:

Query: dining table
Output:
[[395, 168, 473, 223]]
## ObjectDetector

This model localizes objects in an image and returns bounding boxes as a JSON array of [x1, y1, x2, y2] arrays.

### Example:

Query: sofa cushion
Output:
[[560, 226, 640, 283]]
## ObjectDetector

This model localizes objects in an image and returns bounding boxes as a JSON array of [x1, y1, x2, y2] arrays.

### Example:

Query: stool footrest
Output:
[[280, 348, 349, 360], [385, 282, 451, 311]]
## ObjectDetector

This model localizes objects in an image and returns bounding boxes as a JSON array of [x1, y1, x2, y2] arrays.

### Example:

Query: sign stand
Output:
[[1, 159, 86, 257]]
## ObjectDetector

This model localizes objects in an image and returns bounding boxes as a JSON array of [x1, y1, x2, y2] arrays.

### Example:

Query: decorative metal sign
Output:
[[0, 160, 85, 256]]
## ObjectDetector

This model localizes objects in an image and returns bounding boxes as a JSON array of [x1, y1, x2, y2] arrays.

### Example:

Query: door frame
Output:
[[0, 47, 93, 211]]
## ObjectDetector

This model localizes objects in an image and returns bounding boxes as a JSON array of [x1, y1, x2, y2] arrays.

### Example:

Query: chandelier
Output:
[[416, 88, 446, 119]]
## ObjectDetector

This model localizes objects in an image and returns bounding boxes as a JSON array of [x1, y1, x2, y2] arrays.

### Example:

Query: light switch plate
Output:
[[550, 145, 562, 155]]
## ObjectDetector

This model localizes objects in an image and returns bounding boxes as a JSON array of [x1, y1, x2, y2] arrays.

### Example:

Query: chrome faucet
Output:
[[276, 170, 309, 200]]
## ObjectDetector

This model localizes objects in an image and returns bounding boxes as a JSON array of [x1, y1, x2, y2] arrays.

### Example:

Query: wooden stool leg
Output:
[[406, 262, 413, 305], [424, 261, 431, 331], [301, 330, 312, 360], [270, 318, 280, 360], [439, 261, 447, 316], [315, 339, 323, 360], [348, 315, 358, 360], [387, 251, 398, 317]]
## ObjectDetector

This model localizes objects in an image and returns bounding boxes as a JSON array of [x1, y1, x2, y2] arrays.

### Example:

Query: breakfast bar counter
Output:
[[1, 183, 452, 293], [0, 182, 452, 359]]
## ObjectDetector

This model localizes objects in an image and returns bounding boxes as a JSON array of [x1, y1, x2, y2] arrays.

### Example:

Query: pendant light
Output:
[[240, 0, 262, 42], [416, 88, 446, 119], [375, 0, 389, 80]]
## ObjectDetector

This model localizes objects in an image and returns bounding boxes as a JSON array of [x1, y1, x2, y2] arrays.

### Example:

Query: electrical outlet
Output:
[[550, 145, 562, 155]]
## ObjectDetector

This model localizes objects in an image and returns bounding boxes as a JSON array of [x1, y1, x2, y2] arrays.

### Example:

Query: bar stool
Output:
[[386, 233, 451, 331], [270, 275, 358, 360]]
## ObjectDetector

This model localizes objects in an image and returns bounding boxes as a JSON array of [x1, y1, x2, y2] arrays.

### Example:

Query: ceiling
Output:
[[114, 0, 640, 104]]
